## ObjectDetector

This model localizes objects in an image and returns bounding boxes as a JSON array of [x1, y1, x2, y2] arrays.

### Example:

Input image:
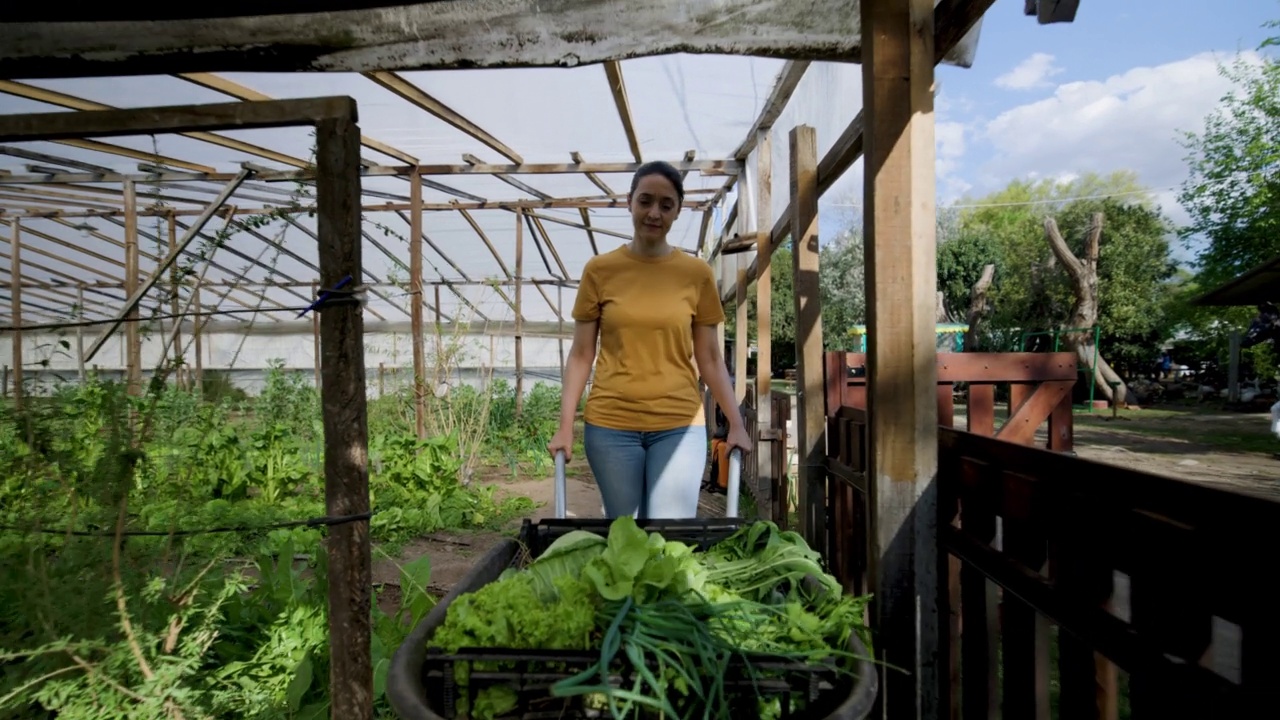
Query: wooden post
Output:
[[734, 267, 749, 403], [315, 113, 373, 720], [754, 130, 774, 516], [9, 218, 21, 409], [123, 180, 141, 397], [76, 284, 87, 382], [790, 125, 826, 548], [410, 170, 426, 438], [168, 213, 182, 386], [862, 0, 941, 717], [193, 281, 204, 394], [515, 209, 525, 418], [557, 284, 565, 372], [312, 280, 322, 389]]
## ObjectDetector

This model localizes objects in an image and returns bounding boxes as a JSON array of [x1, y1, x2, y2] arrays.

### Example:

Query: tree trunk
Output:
[[963, 263, 995, 352], [1044, 213, 1130, 404]]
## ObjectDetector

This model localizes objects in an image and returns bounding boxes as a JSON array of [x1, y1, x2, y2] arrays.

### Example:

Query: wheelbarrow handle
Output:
[[554, 446, 744, 519]]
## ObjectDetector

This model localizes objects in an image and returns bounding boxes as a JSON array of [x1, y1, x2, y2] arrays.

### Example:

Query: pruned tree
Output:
[[1044, 212, 1129, 403], [963, 264, 995, 351]]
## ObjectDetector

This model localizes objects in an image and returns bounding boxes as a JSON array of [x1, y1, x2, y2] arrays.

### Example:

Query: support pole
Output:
[[754, 129, 774, 518], [515, 209, 525, 419], [168, 213, 182, 386], [790, 125, 826, 549], [193, 281, 204, 394], [9, 218, 21, 409], [410, 170, 426, 438], [76, 284, 86, 382], [862, 0, 941, 717], [316, 113, 372, 720], [558, 284, 566, 373], [734, 269, 749, 403], [123, 180, 141, 397], [312, 280, 321, 389]]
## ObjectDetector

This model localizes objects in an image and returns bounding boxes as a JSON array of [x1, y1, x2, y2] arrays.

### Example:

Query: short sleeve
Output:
[[572, 259, 602, 322], [693, 262, 726, 326]]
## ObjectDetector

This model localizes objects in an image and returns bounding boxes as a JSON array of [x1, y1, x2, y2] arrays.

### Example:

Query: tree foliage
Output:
[[1177, 47, 1280, 291], [1170, 16, 1280, 381], [936, 172, 1178, 376]]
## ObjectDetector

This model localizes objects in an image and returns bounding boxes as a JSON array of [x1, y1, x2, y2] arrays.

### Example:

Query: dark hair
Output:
[[629, 161, 684, 203]]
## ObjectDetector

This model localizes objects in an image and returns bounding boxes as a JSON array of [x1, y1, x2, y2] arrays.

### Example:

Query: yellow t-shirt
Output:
[[572, 246, 726, 431]]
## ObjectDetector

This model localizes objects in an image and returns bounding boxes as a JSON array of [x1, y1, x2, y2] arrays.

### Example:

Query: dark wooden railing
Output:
[[816, 347, 1279, 715], [939, 428, 1277, 718]]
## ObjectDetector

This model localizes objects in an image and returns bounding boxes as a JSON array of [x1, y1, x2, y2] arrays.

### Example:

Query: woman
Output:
[[547, 160, 751, 519]]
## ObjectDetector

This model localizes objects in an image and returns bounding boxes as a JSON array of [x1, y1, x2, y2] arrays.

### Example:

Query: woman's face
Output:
[[628, 172, 681, 241]]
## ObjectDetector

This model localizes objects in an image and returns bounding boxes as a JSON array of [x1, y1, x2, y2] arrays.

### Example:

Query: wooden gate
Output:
[[820, 351, 1077, 594]]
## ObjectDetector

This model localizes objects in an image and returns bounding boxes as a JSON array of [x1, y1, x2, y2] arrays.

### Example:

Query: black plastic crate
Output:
[[424, 645, 848, 720], [387, 517, 878, 720]]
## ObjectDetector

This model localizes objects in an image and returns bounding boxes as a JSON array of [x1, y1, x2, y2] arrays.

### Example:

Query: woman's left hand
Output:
[[726, 424, 752, 455]]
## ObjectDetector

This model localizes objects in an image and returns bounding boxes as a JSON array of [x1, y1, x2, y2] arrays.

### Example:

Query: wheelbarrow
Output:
[[386, 448, 879, 719]]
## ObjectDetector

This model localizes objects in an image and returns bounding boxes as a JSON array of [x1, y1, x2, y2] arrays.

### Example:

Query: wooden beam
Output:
[[0, 97, 358, 142], [754, 129, 774, 516], [315, 113, 373, 720], [123, 180, 141, 397], [410, 171, 426, 440], [514, 210, 525, 418], [0, 1, 878, 78], [175, 72, 420, 165], [718, 0, 995, 302], [0, 79, 311, 169], [2, 196, 708, 219], [83, 169, 251, 363], [55, 138, 216, 173], [861, 0, 941, 718], [0, 159, 739, 186], [9, 218, 21, 409], [603, 61, 643, 163], [0, 145, 112, 173], [364, 71, 524, 163], [790, 125, 826, 550], [570, 151, 616, 196]]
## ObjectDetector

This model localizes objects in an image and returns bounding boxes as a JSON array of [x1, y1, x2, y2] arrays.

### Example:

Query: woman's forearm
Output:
[[700, 356, 744, 428], [559, 352, 594, 427]]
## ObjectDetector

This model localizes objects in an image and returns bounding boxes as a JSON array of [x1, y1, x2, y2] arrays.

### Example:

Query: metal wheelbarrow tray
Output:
[[386, 450, 879, 720]]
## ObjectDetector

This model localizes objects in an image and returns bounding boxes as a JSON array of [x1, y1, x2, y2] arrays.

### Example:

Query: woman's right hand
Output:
[[547, 425, 575, 461]]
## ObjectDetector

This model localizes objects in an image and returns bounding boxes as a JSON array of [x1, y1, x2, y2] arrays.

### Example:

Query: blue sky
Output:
[[928, 0, 1277, 224]]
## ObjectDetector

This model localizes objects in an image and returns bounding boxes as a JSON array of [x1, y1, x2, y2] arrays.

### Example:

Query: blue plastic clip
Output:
[[297, 274, 354, 318]]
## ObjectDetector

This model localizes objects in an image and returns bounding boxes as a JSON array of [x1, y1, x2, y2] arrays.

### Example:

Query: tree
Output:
[[937, 173, 1178, 379], [1178, 31, 1280, 291]]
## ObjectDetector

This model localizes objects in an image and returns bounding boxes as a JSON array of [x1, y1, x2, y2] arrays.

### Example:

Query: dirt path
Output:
[[1066, 409, 1280, 501], [371, 455, 608, 606]]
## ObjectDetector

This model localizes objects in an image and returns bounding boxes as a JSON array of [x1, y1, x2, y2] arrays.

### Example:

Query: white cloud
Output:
[[994, 52, 1063, 90], [972, 51, 1266, 228]]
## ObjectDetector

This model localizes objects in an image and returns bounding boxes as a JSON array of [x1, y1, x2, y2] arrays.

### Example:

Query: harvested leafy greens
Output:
[[427, 517, 873, 720]]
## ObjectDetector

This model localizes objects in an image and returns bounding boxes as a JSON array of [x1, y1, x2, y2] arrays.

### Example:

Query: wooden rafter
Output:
[[0, 80, 310, 169], [603, 61, 643, 163], [0, 159, 739, 186], [363, 71, 523, 163], [570, 152, 615, 196], [175, 72, 420, 166], [56, 139, 215, 174]]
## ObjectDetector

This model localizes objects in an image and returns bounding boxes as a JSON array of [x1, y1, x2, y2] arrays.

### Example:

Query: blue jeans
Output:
[[583, 423, 707, 519]]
